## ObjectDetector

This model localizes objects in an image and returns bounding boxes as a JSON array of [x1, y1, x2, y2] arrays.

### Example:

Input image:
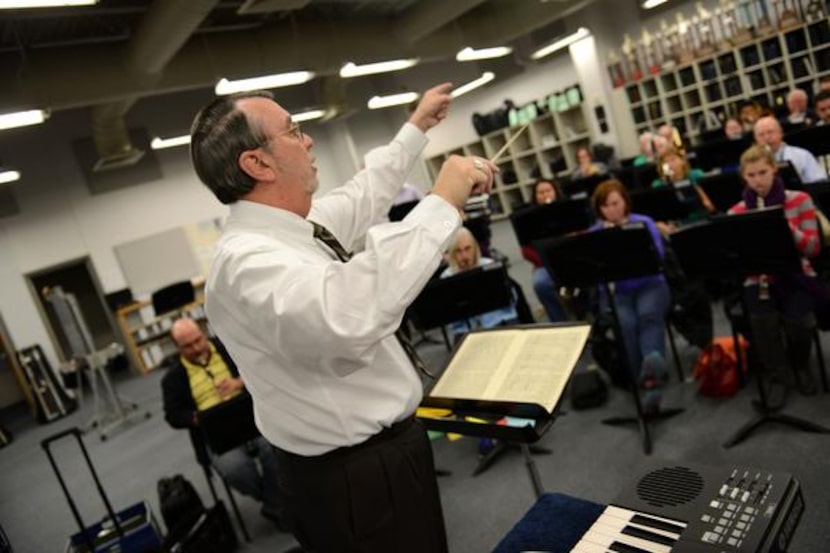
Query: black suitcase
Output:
[[41, 427, 163, 553]]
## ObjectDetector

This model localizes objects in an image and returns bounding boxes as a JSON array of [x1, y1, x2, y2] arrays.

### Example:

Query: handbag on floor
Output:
[[163, 500, 237, 553], [570, 371, 608, 410]]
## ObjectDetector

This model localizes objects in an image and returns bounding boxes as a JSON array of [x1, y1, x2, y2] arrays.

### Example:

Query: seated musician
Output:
[[571, 146, 608, 180], [728, 145, 821, 403], [161, 318, 286, 529], [518, 179, 570, 322], [651, 148, 715, 234], [441, 227, 518, 343], [753, 116, 827, 184], [590, 180, 670, 413]]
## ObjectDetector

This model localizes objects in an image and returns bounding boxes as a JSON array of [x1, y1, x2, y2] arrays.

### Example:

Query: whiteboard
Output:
[[114, 227, 200, 295]]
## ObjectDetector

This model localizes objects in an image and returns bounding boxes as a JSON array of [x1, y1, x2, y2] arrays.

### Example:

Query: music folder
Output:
[[420, 323, 591, 442]]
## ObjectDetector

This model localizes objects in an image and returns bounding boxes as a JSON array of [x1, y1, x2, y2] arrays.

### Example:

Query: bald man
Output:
[[161, 318, 285, 529], [753, 116, 827, 183]]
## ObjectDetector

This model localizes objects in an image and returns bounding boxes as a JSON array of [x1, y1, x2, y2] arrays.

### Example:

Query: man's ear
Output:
[[239, 150, 275, 181]]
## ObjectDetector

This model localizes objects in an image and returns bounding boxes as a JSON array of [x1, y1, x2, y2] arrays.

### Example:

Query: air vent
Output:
[[92, 148, 146, 173], [636, 466, 704, 508]]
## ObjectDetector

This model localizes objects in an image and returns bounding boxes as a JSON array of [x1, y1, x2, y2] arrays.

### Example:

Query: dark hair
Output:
[[190, 91, 274, 204], [591, 179, 630, 219], [532, 179, 563, 204], [815, 90, 830, 104]]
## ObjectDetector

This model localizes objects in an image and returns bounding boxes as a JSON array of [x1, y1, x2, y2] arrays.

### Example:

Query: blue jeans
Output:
[[606, 280, 671, 379], [212, 436, 282, 515], [532, 267, 568, 322]]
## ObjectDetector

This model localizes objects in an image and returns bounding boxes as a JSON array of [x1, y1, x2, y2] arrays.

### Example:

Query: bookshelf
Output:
[[622, 18, 830, 143], [115, 281, 207, 375], [424, 104, 593, 219]]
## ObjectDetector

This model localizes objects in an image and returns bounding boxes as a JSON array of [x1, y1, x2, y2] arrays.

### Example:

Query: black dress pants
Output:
[[274, 417, 448, 553]]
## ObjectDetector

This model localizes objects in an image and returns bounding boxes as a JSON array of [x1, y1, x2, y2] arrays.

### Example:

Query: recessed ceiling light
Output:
[[367, 92, 420, 110], [530, 27, 591, 60], [215, 71, 315, 95], [456, 46, 512, 62], [150, 135, 190, 150], [0, 109, 48, 130], [451, 72, 496, 98], [340, 59, 418, 78], [292, 109, 326, 123], [0, 0, 97, 7], [0, 170, 21, 184]]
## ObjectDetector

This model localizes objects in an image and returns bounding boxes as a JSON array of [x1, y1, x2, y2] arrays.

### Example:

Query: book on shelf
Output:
[[423, 323, 591, 419]]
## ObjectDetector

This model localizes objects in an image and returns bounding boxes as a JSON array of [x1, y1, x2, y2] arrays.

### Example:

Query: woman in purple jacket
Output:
[[590, 180, 670, 412]]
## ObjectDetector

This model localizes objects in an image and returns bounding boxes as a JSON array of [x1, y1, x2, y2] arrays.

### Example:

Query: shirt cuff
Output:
[[404, 194, 462, 249], [396, 122, 429, 156]]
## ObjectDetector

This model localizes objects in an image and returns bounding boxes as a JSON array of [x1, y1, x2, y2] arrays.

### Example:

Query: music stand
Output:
[[629, 186, 690, 223], [613, 164, 659, 191], [408, 265, 552, 474], [508, 199, 592, 248], [692, 136, 751, 171], [777, 160, 803, 190], [388, 199, 419, 222], [785, 124, 830, 160], [670, 207, 830, 448], [697, 172, 745, 213], [535, 225, 683, 455], [564, 174, 609, 200]]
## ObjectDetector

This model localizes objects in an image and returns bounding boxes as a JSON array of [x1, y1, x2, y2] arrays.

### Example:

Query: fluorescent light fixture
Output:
[[451, 72, 495, 98], [151, 135, 190, 150], [0, 170, 20, 184], [0, 109, 47, 130], [456, 46, 512, 62], [292, 109, 326, 123], [215, 71, 315, 95], [367, 92, 419, 110], [641, 0, 668, 8], [530, 27, 591, 60], [0, 0, 97, 7], [340, 58, 418, 78]]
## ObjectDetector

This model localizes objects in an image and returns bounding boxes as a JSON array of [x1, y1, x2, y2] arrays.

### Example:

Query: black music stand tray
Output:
[[535, 225, 684, 455], [630, 185, 691, 223], [509, 199, 592, 248], [419, 323, 590, 498], [670, 207, 830, 448]]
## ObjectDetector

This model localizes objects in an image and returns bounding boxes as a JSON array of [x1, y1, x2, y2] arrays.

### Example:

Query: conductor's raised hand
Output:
[[431, 155, 498, 210], [409, 82, 453, 132]]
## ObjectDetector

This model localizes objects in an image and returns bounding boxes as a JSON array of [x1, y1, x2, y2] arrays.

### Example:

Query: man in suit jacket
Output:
[[161, 318, 284, 528]]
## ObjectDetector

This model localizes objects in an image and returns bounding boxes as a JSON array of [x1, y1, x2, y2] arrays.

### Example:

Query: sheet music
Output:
[[430, 325, 590, 413]]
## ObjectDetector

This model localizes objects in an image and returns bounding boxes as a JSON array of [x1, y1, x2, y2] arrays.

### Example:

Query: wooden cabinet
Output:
[[115, 283, 206, 375], [623, 18, 830, 142], [425, 105, 593, 219]]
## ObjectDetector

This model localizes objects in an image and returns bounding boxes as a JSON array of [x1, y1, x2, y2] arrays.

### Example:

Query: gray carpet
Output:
[[1, 219, 829, 552]]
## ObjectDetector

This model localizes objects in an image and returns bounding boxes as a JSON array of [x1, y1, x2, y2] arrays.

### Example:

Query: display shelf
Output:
[[115, 280, 206, 375], [621, 18, 830, 143], [425, 104, 593, 220]]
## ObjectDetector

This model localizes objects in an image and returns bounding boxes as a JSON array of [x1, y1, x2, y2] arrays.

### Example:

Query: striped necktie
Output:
[[311, 222, 434, 379]]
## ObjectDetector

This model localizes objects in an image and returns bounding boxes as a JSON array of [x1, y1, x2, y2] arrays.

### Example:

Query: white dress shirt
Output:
[[778, 143, 827, 183], [205, 123, 461, 455]]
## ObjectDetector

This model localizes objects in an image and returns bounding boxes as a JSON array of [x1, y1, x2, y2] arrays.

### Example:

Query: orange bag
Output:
[[693, 336, 748, 397]]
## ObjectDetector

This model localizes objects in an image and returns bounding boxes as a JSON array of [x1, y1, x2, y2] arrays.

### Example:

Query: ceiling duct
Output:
[[89, 0, 220, 172], [237, 0, 311, 15]]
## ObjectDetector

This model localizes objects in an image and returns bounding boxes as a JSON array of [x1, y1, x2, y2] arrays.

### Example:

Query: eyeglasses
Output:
[[256, 120, 304, 152]]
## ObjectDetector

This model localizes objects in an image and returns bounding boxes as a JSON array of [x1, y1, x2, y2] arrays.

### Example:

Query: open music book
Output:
[[427, 324, 591, 416]]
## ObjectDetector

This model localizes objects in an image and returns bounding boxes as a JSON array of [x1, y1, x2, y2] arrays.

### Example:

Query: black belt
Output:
[[275, 415, 417, 463]]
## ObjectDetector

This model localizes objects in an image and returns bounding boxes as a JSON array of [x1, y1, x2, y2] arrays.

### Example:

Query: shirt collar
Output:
[[227, 200, 315, 242]]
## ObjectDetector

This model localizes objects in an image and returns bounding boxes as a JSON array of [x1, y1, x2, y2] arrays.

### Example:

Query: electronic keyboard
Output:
[[572, 463, 803, 552]]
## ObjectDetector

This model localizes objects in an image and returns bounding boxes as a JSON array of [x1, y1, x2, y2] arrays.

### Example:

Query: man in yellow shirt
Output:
[[161, 318, 284, 529]]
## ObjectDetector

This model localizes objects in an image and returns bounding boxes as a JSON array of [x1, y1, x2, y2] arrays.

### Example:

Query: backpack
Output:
[[158, 474, 205, 533], [570, 371, 608, 410], [693, 336, 747, 397]]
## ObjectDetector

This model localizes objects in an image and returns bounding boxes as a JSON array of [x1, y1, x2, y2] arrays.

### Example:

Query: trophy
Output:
[[802, 0, 826, 22], [732, 0, 756, 42], [773, 0, 801, 29], [607, 50, 627, 88], [622, 34, 643, 81], [659, 20, 679, 68], [641, 30, 662, 75], [753, 0, 776, 34], [695, 3, 718, 56], [675, 13, 696, 64]]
